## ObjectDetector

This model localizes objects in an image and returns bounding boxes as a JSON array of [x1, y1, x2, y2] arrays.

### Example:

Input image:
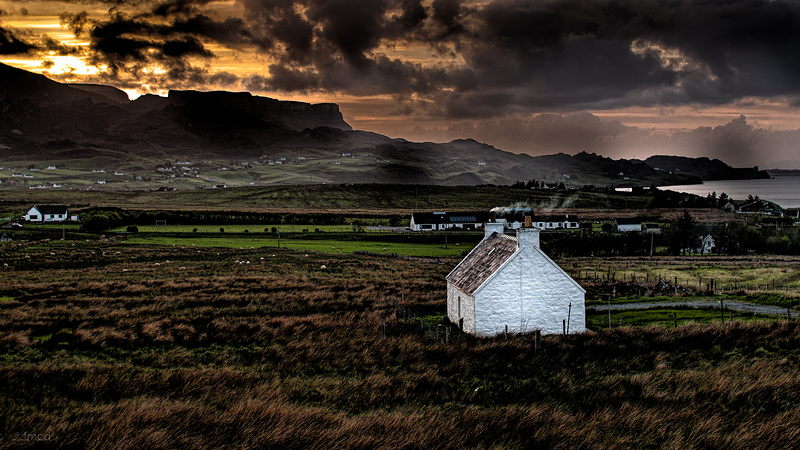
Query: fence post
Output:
[[534, 330, 541, 352], [562, 319, 566, 336], [673, 312, 677, 328], [382, 321, 386, 339], [446, 327, 450, 344], [459, 318, 464, 334], [504, 324, 508, 340]]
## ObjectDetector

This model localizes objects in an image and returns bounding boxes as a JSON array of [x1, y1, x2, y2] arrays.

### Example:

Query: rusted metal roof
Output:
[[446, 232, 518, 295]]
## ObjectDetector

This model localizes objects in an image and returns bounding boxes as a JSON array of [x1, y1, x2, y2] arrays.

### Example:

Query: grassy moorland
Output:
[[0, 183, 679, 214], [2, 240, 800, 448]]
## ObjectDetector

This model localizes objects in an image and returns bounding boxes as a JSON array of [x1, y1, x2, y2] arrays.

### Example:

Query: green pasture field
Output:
[[123, 234, 475, 257], [566, 255, 800, 303], [587, 307, 776, 329]]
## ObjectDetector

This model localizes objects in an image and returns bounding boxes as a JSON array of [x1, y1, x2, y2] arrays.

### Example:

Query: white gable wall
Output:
[[473, 246, 585, 336], [24, 207, 42, 222], [447, 285, 476, 334]]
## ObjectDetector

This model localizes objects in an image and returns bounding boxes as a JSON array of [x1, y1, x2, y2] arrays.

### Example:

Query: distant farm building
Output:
[[491, 207, 579, 230], [446, 221, 586, 337], [614, 218, 642, 232], [409, 211, 490, 231], [24, 205, 69, 222], [644, 223, 661, 234]]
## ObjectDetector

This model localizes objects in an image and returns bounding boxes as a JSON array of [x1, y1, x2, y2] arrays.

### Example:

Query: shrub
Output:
[[126, 225, 139, 233], [220, 228, 225, 233]]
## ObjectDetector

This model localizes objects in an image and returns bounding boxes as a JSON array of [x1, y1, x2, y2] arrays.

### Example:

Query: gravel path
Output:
[[588, 299, 795, 317]]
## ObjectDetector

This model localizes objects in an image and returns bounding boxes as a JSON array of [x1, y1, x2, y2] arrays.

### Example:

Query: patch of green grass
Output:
[[587, 307, 776, 329], [0, 296, 14, 302], [123, 234, 474, 257]]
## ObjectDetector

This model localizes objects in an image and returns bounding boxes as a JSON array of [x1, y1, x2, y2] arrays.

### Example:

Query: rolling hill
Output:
[[0, 62, 769, 187]]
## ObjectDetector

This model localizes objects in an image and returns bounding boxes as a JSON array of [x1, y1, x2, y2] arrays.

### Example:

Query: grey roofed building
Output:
[[446, 232, 518, 295], [409, 211, 491, 231]]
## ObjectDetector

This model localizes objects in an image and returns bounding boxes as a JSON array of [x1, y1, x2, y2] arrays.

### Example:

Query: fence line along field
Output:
[[2, 239, 800, 448]]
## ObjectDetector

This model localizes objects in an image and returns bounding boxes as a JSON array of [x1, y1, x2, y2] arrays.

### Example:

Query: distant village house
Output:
[[614, 218, 642, 232], [24, 205, 69, 222]]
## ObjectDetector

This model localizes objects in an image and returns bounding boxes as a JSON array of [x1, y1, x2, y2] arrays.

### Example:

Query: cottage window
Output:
[[29, 215, 38, 220]]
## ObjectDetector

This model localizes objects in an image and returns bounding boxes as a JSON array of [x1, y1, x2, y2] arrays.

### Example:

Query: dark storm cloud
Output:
[[42, 1, 800, 115], [0, 20, 36, 54], [226, 0, 800, 117], [59, 1, 249, 79]]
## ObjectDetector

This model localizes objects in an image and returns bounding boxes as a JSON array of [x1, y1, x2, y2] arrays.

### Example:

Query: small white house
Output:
[[446, 222, 586, 336], [614, 218, 642, 232], [24, 205, 69, 222]]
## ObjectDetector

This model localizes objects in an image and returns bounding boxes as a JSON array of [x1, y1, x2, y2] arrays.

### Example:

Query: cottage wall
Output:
[[447, 284, 476, 334], [473, 247, 585, 336]]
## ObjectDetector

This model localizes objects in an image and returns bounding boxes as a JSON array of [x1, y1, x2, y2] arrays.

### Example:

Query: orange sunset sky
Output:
[[2, 0, 800, 168]]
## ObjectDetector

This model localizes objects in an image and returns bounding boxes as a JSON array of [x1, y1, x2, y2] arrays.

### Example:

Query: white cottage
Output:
[[446, 222, 585, 336], [24, 205, 69, 222]]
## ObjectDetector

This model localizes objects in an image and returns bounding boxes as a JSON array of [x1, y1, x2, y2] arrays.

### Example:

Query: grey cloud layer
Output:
[[28, 0, 795, 115]]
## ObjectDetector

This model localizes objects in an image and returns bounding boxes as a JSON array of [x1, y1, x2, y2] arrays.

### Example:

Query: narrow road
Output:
[[588, 299, 795, 317]]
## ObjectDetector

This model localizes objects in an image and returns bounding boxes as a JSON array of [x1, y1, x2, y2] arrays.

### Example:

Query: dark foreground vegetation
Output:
[[2, 240, 800, 448]]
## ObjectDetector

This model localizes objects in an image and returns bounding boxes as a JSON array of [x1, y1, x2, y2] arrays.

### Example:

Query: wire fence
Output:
[[381, 294, 459, 343], [379, 293, 543, 350]]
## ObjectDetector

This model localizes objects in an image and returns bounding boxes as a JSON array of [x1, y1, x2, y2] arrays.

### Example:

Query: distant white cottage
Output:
[[24, 205, 68, 222], [446, 222, 586, 336]]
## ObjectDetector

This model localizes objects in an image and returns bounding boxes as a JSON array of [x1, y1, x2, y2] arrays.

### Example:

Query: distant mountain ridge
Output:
[[0, 62, 769, 186]]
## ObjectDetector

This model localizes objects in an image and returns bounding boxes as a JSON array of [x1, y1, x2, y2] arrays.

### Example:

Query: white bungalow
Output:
[[614, 218, 642, 232], [24, 205, 69, 222], [446, 222, 586, 336]]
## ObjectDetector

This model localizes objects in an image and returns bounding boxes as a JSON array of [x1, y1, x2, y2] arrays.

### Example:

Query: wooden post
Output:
[[619, 318, 622, 327], [504, 325, 508, 340], [673, 312, 677, 328], [534, 330, 541, 352], [788, 307, 791, 321], [720, 300, 725, 323], [729, 310, 733, 324], [566, 303, 572, 334], [446, 326, 450, 344], [382, 321, 386, 339], [563, 319, 566, 336]]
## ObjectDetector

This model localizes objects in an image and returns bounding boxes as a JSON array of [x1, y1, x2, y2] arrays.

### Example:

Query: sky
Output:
[[2, 0, 800, 168]]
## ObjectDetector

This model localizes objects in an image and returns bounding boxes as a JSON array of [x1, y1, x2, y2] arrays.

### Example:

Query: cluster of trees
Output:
[[510, 180, 566, 190], [542, 211, 800, 257], [660, 210, 800, 255]]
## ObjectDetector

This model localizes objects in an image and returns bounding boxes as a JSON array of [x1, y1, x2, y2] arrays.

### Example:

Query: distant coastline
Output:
[[664, 172, 800, 209]]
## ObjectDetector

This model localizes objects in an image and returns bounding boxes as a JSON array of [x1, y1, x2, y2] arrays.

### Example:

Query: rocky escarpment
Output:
[[166, 90, 351, 132]]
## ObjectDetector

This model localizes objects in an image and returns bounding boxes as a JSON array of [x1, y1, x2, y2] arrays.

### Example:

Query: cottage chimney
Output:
[[484, 221, 505, 239], [524, 215, 532, 228], [517, 227, 540, 249]]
